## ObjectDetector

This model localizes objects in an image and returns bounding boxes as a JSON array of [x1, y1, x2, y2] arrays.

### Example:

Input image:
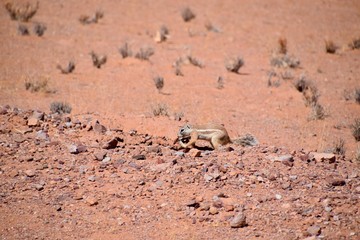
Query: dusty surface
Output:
[[0, 0, 360, 239]]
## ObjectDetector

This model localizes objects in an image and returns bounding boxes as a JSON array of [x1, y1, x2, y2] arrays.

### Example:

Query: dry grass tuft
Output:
[[225, 56, 244, 73], [119, 42, 132, 58], [153, 76, 164, 93], [325, 40, 338, 54], [50, 102, 72, 114], [135, 47, 154, 61], [187, 55, 204, 68], [57, 61, 75, 74], [351, 118, 360, 141], [152, 104, 169, 117], [217, 76, 224, 89], [90, 51, 107, 68], [79, 10, 103, 24], [24, 75, 55, 94], [18, 24, 29, 35], [5, 2, 38, 22], [181, 7, 195, 22], [332, 138, 345, 156], [349, 38, 360, 50], [33, 22, 46, 36]]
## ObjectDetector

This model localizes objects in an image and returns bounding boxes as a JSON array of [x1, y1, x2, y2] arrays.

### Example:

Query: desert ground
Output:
[[0, 0, 360, 239]]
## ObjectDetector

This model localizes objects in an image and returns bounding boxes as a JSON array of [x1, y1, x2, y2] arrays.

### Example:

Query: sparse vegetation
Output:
[[310, 103, 326, 120], [135, 47, 154, 61], [233, 134, 259, 147], [270, 54, 300, 68], [24, 75, 55, 94], [152, 103, 169, 117], [50, 102, 72, 114], [271, 38, 300, 68], [267, 71, 281, 87], [325, 40, 338, 54], [5, 2, 38, 22], [119, 42, 132, 58], [217, 76, 224, 89], [351, 118, 360, 141], [187, 55, 204, 68], [79, 10, 103, 24], [225, 56, 244, 73], [294, 75, 320, 107], [57, 61, 75, 74], [277, 37, 287, 54], [349, 38, 360, 50], [174, 112, 184, 121], [205, 21, 220, 33], [355, 88, 360, 104], [181, 7, 195, 22], [173, 58, 184, 76], [355, 148, 360, 162], [332, 138, 345, 156], [153, 76, 164, 93], [18, 24, 29, 35], [90, 51, 107, 68], [33, 22, 46, 36], [154, 25, 169, 43]]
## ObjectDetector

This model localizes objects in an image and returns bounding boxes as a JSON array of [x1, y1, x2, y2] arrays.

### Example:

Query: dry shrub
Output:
[[181, 7, 195, 22], [33, 22, 46, 36], [267, 71, 281, 87], [57, 61, 75, 74], [154, 25, 169, 43], [173, 58, 184, 76], [294, 75, 319, 107], [355, 148, 360, 163], [152, 104, 169, 117], [119, 42, 132, 58], [90, 51, 107, 68], [217, 76, 224, 89], [351, 118, 360, 141], [187, 55, 204, 68], [310, 103, 326, 120], [79, 10, 103, 24], [174, 112, 184, 121], [277, 37, 287, 54], [349, 38, 360, 50], [355, 88, 360, 104], [325, 40, 338, 54], [5, 2, 38, 22], [225, 56, 244, 73], [205, 21, 220, 33], [233, 134, 259, 147], [50, 102, 72, 114], [24, 75, 55, 93], [135, 47, 154, 61], [332, 138, 345, 156], [153, 76, 164, 93], [18, 24, 29, 35], [271, 37, 300, 68]]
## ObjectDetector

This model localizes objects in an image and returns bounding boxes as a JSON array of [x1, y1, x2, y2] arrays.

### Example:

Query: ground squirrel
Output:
[[175, 123, 231, 150]]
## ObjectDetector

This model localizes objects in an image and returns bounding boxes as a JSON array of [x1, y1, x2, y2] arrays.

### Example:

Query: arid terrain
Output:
[[0, 0, 360, 239]]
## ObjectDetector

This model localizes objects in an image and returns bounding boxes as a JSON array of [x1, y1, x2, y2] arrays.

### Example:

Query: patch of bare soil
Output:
[[0, 0, 360, 239]]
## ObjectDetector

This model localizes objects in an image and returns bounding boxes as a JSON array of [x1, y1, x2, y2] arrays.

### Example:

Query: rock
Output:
[[36, 130, 50, 141], [34, 184, 44, 191], [307, 225, 321, 236], [94, 151, 107, 161], [25, 169, 36, 177], [204, 174, 213, 182], [68, 144, 79, 154], [186, 199, 200, 208], [27, 117, 39, 127], [93, 121, 107, 133], [77, 144, 87, 153], [281, 182, 291, 190], [132, 154, 146, 160], [275, 194, 282, 200], [88, 175, 96, 182], [146, 146, 161, 154], [310, 152, 336, 163], [86, 196, 98, 206], [327, 177, 346, 186], [230, 212, 247, 228], [102, 138, 118, 149], [32, 110, 44, 120], [189, 149, 201, 158], [209, 206, 219, 215]]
